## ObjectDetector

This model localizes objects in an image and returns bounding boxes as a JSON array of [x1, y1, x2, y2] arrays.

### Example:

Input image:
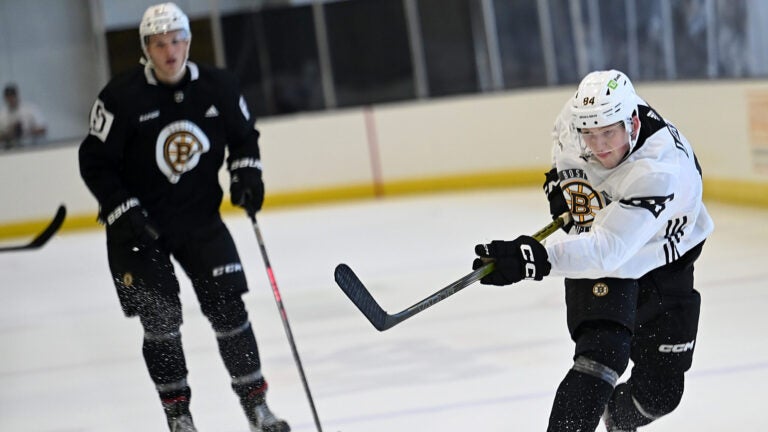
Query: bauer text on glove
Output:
[[104, 197, 160, 252], [229, 157, 265, 216]]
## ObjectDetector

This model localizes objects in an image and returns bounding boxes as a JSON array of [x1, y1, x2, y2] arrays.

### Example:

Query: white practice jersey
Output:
[[545, 96, 714, 279]]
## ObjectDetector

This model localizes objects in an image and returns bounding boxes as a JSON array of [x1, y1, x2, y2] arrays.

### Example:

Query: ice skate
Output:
[[244, 399, 290, 432], [167, 414, 198, 432], [163, 398, 198, 432]]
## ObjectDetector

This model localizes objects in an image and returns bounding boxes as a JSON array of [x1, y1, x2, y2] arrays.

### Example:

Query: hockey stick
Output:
[[0, 205, 66, 253], [334, 212, 571, 331], [248, 214, 324, 432]]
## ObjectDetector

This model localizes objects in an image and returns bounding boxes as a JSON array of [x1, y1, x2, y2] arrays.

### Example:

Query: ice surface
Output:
[[1, 188, 766, 431]]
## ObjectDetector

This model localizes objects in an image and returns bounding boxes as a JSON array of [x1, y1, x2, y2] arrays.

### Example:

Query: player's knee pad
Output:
[[605, 374, 685, 430], [199, 290, 249, 332], [572, 321, 632, 387], [629, 369, 685, 418], [138, 297, 183, 335]]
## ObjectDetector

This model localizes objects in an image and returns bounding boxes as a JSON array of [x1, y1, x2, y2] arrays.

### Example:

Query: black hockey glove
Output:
[[104, 198, 160, 252], [229, 158, 265, 216], [543, 168, 573, 233], [473, 236, 551, 286]]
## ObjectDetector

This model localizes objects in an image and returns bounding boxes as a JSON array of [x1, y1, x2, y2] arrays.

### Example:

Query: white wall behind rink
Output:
[[1, 80, 767, 231]]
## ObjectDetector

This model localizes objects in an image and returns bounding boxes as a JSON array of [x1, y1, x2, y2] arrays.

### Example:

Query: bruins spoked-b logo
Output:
[[592, 282, 609, 297], [156, 120, 211, 183], [561, 179, 606, 231]]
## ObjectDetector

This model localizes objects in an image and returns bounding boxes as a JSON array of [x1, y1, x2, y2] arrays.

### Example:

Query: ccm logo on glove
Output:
[[473, 235, 551, 286], [520, 243, 538, 279]]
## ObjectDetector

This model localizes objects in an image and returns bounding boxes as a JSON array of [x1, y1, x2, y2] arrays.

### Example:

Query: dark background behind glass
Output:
[[105, 0, 756, 119]]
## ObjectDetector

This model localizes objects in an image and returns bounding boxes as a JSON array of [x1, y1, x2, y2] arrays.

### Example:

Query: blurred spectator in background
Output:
[[0, 83, 47, 149]]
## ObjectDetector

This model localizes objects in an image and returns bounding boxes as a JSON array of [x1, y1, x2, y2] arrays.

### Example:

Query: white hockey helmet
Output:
[[571, 69, 637, 130], [139, 3, 191, 58]]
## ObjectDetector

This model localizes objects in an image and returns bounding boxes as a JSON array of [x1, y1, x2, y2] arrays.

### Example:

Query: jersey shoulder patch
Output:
[[88, 67, 146, 143], [619, 194, 674, 218], [88, 98, 115, 143]]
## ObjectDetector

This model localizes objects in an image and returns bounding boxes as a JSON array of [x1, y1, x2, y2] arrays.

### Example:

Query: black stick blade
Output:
[[28, 205, 66, 248], [334, 264, 390, 331], [0, 205, 66, 252]]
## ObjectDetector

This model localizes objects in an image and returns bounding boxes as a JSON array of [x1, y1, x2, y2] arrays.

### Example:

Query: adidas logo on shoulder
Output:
[[646, 109, 660, 121], [205, 105, 219, 118]]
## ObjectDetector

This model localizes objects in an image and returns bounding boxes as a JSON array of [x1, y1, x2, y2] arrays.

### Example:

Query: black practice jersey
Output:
[[79, 62, 260, 241]]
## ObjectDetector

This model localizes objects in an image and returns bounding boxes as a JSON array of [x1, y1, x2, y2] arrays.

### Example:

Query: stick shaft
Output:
[[250, 216, 323, 432]]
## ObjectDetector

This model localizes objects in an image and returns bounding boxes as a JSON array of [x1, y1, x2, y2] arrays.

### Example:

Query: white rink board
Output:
[[1, 80, 767, 224]]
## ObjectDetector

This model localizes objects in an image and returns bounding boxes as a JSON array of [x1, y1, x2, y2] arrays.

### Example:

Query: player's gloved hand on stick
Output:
[[473, 235, 551, 286], [104, 197, 160, 252], [543, 168, 574, 232], [229, 158, 265, 216]]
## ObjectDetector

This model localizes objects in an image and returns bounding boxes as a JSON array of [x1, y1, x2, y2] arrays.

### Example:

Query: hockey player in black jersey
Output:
[[79, 3, 289, 432], [472, 70, 713, 431]]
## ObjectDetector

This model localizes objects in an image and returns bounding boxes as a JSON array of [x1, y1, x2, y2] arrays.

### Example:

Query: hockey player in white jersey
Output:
[[472, 70, 713, 431]]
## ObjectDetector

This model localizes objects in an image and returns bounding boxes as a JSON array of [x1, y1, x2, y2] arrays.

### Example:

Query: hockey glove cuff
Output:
[[543, 168, 574, 233], [104, 197, 160, 252], [473, 236, 551, 286], [229, 158, 265, 216]]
